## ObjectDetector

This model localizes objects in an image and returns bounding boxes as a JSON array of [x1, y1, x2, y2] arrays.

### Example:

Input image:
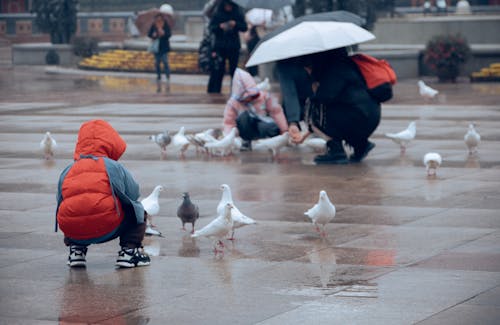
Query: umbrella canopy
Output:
[[233, 0, 293, 10], [135, 8, 175, 36], [258, 10, 366, 45], [246, 8, 273, 26], [246, 21, 375, 67]]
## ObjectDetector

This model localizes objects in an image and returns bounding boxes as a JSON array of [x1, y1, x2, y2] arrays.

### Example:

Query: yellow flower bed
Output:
[[78, 50, 200, 73], [470, 62, 500, 82]]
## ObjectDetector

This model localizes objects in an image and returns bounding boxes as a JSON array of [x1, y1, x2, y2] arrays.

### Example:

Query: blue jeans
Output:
[[154, 52, 170, 80]]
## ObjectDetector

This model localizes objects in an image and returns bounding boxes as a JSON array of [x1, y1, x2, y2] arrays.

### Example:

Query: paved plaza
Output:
[[0, 66, 499, 324]]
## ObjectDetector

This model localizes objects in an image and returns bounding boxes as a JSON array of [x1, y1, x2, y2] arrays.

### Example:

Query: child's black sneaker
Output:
[[115, 247, 151, 268], [67, 245, 87, 267]]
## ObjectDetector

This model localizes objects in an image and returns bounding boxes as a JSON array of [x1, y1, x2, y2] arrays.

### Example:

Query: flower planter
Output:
[[436, 65, 460, 83]]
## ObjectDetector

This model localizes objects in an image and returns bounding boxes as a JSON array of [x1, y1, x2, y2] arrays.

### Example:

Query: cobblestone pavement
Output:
[[0, 66, 499, 324]]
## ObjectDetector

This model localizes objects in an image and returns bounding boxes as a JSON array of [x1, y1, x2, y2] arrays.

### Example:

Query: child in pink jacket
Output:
[[223, 68, 288, 150]]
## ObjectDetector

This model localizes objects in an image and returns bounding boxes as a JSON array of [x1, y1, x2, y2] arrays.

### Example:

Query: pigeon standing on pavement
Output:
[[418, 80, 439, 99], [186, 128, 218, 153], [204, 127, 237, 156], [304, 190, 336, 238], [217, 184, 256, 240], [254, 132, 290, 158], [464, 123, 480, 155], [177, 192, 200, 234], [385, 121, 416, 154], [149, 130, 171, 157], [192, 203, 234, 255], [423, 152, 442, 176], [301, 137, 327, 153], [171, 126, 190, 158], [40, 131, 57, 160], [141, 185, 164, 236]]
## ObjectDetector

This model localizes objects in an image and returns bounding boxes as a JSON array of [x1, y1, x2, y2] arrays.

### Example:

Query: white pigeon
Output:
[[187, 128, 218, 153], [40, 131, 57, 160], [302, 137, 327, 152], [304, 190, 336, 238], [192, 203, 234, 255], [141, 185, 164, 236], [254, 132, 289, 158], [385, 121, 416, 154], [204, 127, 237, 156], [256, 77, 270, 91], [423, 152, 442, 176], [171, 126, 190, 157], [464, 123, 480, 155], [418, 80, 439, 99], [217, 184, 256, 240], [149, 130, 171, 156]]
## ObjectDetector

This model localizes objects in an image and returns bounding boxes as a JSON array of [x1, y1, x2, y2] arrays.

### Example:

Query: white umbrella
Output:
[[246, 8, 273, 26], [246, 21, 375, 67]]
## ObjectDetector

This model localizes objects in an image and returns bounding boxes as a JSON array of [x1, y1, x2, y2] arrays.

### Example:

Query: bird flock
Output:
[[37, 79, 482, 258], [382, 80, 481, 176]]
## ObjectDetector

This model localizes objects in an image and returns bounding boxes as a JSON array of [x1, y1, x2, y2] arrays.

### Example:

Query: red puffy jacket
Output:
[[57, 120, 127, 240]]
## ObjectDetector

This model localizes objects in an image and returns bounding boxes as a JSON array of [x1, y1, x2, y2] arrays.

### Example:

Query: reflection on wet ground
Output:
[[1, 68, 500, 324]]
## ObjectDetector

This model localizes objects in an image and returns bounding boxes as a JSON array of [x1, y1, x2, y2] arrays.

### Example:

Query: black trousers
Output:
[[64, 206, 146, 249], [314, 103, 381, 150], [236, 111, 280, 141], [207, 48, 240, 94]]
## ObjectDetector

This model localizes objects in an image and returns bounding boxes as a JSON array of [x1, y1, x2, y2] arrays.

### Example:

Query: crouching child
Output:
[[56, 120, 150, 268], [223, 68, 288, 151]]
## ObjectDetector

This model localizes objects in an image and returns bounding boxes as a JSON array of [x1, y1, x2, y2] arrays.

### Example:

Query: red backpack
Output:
[[351, 53, 397, 103]]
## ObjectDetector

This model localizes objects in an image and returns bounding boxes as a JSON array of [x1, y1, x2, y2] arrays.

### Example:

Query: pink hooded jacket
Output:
[[223, 68, 288, 135]]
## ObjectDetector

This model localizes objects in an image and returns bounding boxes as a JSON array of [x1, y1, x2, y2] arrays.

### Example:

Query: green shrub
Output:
[[72, 36, 99, 57], [45, 49, 60, 65]]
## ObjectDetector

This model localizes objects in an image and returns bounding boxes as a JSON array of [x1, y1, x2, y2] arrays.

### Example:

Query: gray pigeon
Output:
[[149, 130, 171, 153], [177, 192, 200, 234]]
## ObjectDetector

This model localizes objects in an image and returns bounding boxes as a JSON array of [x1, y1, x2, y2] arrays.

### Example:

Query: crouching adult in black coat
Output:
[[207, 0, 247, 93], [292, 48, 381, 164]]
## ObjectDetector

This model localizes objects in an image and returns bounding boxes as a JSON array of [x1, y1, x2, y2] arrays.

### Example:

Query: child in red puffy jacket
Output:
[[56, 120, 150, 268]]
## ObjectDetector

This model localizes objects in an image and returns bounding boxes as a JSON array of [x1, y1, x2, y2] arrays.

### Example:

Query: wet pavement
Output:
[[1, 65, 500, 324]]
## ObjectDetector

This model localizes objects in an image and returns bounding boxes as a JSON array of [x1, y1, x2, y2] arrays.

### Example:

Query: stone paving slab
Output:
[[1, 74, 500, 324]]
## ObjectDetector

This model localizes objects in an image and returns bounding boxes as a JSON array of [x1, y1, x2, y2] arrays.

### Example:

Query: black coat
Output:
[[148, 23, 171, 54], [314, 55, 380, 118], [209, 6, 247, 51]]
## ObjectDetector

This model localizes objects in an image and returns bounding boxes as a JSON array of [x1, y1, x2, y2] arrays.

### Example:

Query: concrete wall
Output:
[[372, 16, 500, 44], [12, 42, 120, 66]]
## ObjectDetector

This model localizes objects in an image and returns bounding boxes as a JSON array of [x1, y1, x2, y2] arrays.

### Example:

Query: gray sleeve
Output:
[[104, 159, 145, 224], [277, 63, 302, 124]]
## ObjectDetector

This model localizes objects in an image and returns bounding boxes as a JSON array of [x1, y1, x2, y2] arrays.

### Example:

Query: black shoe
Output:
[[240, 140, 252, 152], [314, 140, 349, 165], [350, 141, 375, 162], [116, 247, 151, 268], [67, 245, 87, 267]]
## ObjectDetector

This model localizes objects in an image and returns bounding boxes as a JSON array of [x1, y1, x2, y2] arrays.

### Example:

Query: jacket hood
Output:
[[231, 68, 261, 102], [73, 120, 126, 161]]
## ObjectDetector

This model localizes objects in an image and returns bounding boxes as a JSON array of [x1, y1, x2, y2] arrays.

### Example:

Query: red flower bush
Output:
[[424, 34, 471, 72]]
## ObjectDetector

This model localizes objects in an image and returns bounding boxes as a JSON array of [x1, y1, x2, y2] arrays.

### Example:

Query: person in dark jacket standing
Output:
[[305, 48, 380, 164], [207, 0, 247, 93], [148, 14, 172, 92], [244, 24, 260, 77]]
